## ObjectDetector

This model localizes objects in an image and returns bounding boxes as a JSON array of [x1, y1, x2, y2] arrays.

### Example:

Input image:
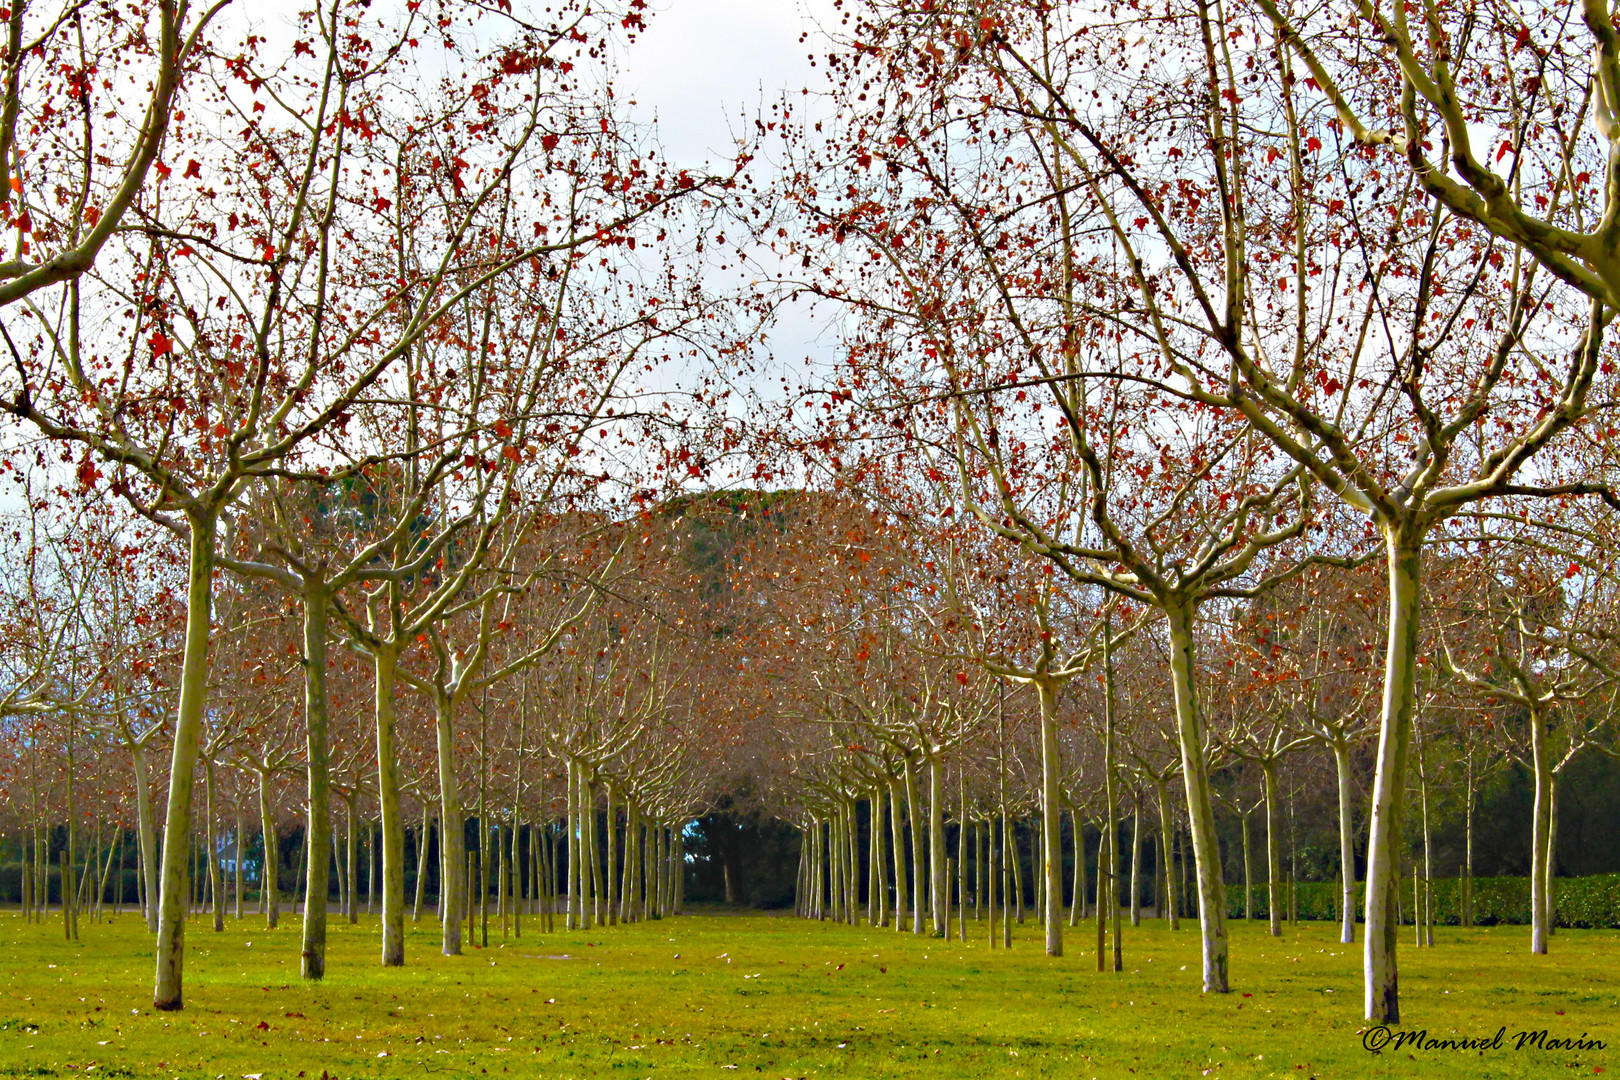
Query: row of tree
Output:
[[3, 0, 1620, 1031]]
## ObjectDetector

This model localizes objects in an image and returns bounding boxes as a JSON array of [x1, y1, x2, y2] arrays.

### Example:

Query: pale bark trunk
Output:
[[413, 807, 430, 923], [373, 646, 406, 965], [988, 816, 1000, 946], [131, 746, 159, 933], [871, 793, 887, 927], [1545, 774, 1559, 939], [1130, 802, 1142, 927], [1011, 815, 1025, 924], [957, 767, 968, 942], [977, 818, 987, 924], [205, 759, 223, 933], [1421, 780, 1433, 948], [588, 783, 604, 926], [565, 763, 579, 928], [887, 778, 907, 932], [829, 816, 842, 922], [1364, 530, 1422, 1023], [1529, 703, 1552, 954], [605, 784, 618, 926], [1073, 808, 1087, 924], [1164, 601, 1227, 991], [1241, 810, 1253, 921], [1263, 760, 1281, 937], [1463, 752, 1475, 928], [233, 810, 244, 921], [1102, 624, 1122, 971], [903, 757, 925, 934], [1094, 825, 1107, 970], [434, 690, 464, 956], [292, 829, 306, 918], [928, 755, 947, 937], [1156, 789, 1177, 929], [345, 798, 358, 925], [1332, 740, 1356, 943], [300, 582, 334, 981], [1035, 679, 1064, 957], [628, 798, 642, 921], [153, 512, 217, 1011]]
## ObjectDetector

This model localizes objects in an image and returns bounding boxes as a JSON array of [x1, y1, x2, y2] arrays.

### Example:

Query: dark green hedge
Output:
[[1225, 873, 1620, 928]]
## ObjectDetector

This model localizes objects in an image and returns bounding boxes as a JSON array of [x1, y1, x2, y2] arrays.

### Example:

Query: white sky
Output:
[[619, 0, 834, 170], [615, 0, 850, 486]]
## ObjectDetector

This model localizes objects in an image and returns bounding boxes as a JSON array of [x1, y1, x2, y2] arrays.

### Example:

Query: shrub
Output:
[[1220, 873, 1620, 927]]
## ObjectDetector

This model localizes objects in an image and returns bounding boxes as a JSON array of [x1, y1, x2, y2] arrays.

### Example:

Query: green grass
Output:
[[0, 907, 1615, 1079]]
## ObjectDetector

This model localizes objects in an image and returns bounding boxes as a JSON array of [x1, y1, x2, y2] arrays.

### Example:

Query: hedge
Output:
[[1224, 873, 1620, 928]]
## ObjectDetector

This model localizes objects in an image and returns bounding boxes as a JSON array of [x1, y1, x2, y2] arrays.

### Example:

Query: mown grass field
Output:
[[0, 907, 1614, 1079]]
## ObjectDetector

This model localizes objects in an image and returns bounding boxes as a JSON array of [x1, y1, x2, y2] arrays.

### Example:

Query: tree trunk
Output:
[[1545, 772, 1559, 939], [435, 690, 464, 956], [587, 780, 603, 927], [928, 755, 948, 938], [1156, 803, 1174, 927], [292, 829, 306, 919], [903, 756, 925, 935], [1332, 739, 1356, 943], [131, 745, 159, 934], [233, 809, 244, 921], [372, 646, 406, 965], [413, 807, 431, 923], [1241, 809, 1253, 921], [300, 581, 334, 981], [1262, 760, 1281, 937], [957, 766, 968, 942], [1011, 817, 1025, 925], [205, 759, 223, 933], [153, 510, 217, 1011], [887, 778, 907, 933], [1130, 801, 1141, 927], [1035, 679, 1065, 956], [1528, 703, 1552, 954], [605, 783, 618, 927], [1463, 751, 1474, 928], [872, 793, 887, 927], [1068, 808, 1083, 926], [1364, 528, 1422, 1023], [1164, 600, 1227, 992], [988, 816, 1000, 947], [1102, 621, 1122, 970], [345, 799, 358, 925]]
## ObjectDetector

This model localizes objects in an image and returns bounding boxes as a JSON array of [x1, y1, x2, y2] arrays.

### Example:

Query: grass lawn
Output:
[[0, 907, 1614, 1079]]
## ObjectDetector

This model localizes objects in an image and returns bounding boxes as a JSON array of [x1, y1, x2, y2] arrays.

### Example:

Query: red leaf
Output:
[[183, 160, 202, 179], [149, 333, 173, 356], [541, 133, 560, 152], [1305, 136, 1322, 153], [1496, 140, 1514, 162]]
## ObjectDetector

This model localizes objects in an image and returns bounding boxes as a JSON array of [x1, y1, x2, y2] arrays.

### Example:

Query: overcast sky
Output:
[[618, 0, 835, 168]]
